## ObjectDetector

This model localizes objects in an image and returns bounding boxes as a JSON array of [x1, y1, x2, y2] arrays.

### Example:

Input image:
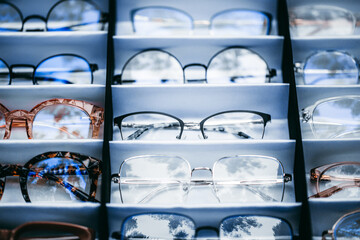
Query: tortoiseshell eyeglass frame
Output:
[[309, 161, 360, 198], [0, 151, 102, 203], [0, 98, 104, 139]]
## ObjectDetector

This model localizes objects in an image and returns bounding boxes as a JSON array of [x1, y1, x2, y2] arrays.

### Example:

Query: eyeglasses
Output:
[[309, 162, 360, 199], [301, 96, 360, 139], [0, 221, 95, 240], [0, 54, 98, 85], [322, 209, 360, 239], [0, 0, 108, 32], [113, 47, 277, 85], [289, 5, 360, 37], [0, 98, 104, 140], [111, 155, 292, 204], [0, 151, 102, 202], [114, 110, 271, 141], [112, 213, 293, 240], [294, 51, 360, 85], [131, 7, 272, 36]]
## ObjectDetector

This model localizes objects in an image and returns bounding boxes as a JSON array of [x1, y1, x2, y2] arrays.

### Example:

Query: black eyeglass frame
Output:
[[114, 110, 271, 140], [0, 0, 109, 32], [113, 46, 277, 85], [0, 53, 98, 85]]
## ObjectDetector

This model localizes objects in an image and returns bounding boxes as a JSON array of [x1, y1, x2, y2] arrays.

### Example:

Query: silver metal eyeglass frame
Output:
[[111, 154, 292, 204]]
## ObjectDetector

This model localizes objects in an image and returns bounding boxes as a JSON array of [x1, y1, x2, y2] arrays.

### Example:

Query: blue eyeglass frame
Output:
[[130, 6, 272, 35], [0, 53, 98, 85], [0, 0, 108, 32]]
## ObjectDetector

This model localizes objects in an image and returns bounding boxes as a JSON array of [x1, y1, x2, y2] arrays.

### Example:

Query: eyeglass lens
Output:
[[290, 5, 356, 37], [303, 51, 359, 85], [32, 104, 92, 140], [334, 212, 360, 239], [317, 163, 360, 199], [311, 98, 360, 138]]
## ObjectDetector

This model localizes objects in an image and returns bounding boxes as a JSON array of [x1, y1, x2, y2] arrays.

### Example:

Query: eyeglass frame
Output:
[[111, 154, 292, 204], [0, 0, 109, 32], [130, 6, 273, 35], [111, 212, 296, 240], [0, 221, 95, 240], [0, 151, 102, 202], [114, 110, 271, 140], [322, 209, 360, 240], [300, 95, 360, 138], [294, 50, 360, 85], [309, 161, 360, 199], [0, 98, 104, 139], [113, 46, 277, 85], [0, 53, 99, 85]]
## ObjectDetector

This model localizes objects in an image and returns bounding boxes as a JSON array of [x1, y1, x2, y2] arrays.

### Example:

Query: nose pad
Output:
[[183, 64, 207, 84]]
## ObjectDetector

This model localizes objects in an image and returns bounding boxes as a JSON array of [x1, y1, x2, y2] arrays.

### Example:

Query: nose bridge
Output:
[[23, 15, 47, 32], [6, 109, 34, 122], [191, 167, 213, 176], [183, 63, 208, 84]]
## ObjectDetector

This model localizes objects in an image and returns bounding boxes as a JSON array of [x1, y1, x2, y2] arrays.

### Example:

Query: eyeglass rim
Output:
[[119, 213, 294, 240], [0, 53, 95, 85], [130, 6, 272, 35], [0, 151, 102, 202], [0, 0, 104, 32], [301, 50, 360, 85], [116, 46, 273, 85], [117, 154, 288, 203], [0, 98, 104, 139], [289, 4, 357, 37], [114, 110, 271, 140]]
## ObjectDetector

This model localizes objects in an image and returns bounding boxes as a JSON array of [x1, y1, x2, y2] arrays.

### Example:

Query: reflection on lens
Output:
[[318, 163, 360, 199], [0, 59, 10, 85], [34, 55, 92, 85], [335, 212, 360, 239], [133, 7, 192, 35], [207, 48, 268, 84], [47, 0, 102, 31], [121, 50, 183, 85], [202, 112, 266, 140], [213, 156, 285, 202], [33, 104, 91, 139], [0, 3, 22, 31], [211, 10, 270, 36], [220, 216, 292, 239], [0, 111, 5, 139], [122, 214, 196, 240], [120, 113, 182, 140], [304, 51, 358, 85], [119, 155, 191, 204], [289, 5, 355, 37], [312, 98, 360, 138], [27, 157, 90, 202]]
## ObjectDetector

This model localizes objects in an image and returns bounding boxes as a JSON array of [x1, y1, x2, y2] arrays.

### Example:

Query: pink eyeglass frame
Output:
[[0, 98, 104, 139]]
